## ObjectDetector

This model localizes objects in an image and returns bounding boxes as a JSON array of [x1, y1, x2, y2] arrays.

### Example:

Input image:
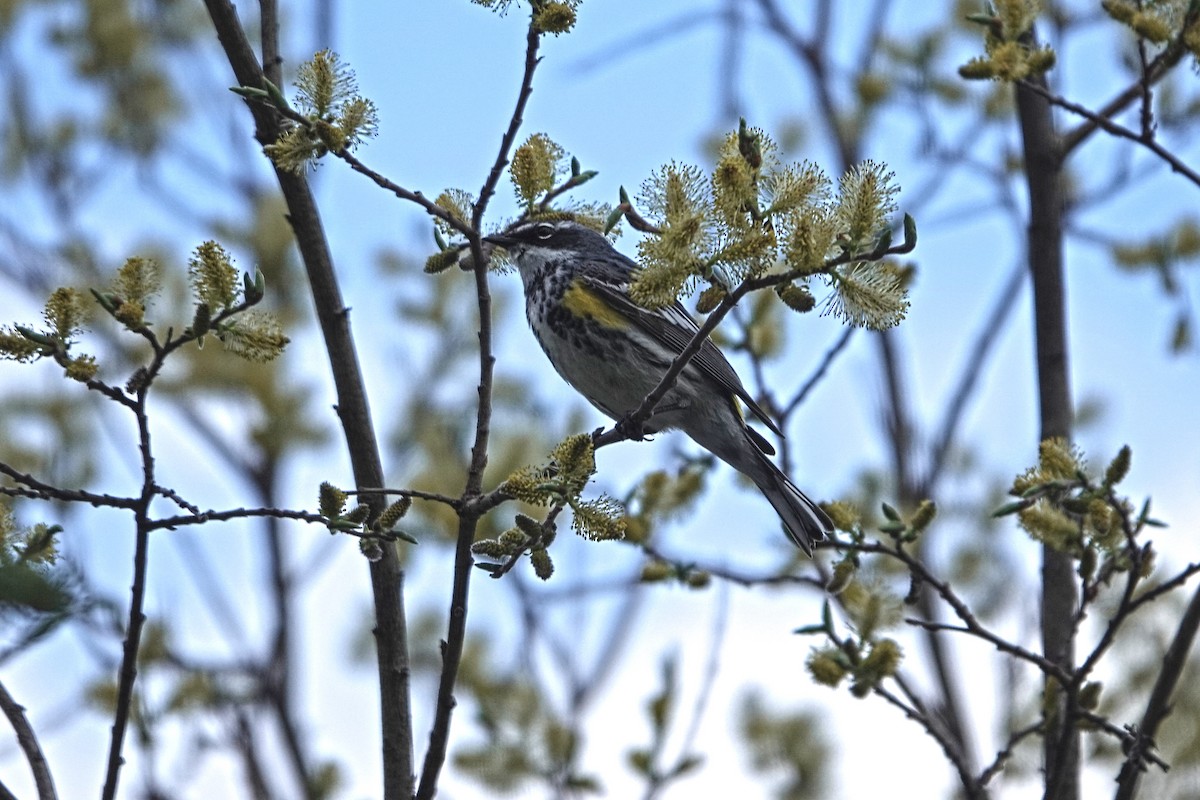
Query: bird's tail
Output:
[[755, 463, 833, 556]]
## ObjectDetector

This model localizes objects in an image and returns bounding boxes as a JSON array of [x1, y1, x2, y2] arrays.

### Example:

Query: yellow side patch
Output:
[[562, 281, 630, 329]]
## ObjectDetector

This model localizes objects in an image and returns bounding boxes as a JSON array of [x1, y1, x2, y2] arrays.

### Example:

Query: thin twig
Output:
[[414, 16, 543, 800], [1115, 581, 1200, 799], [782, 325, 855, 418], [978, 720, 1043, 787], [1057, 7, 1200, 158], [873, 684, 981, 798], [349, 486, 463, 509], [1130, 562, 1200, 611], [1020, 79, 1200, 189], [146, 507, 328, 532], [100, 388, 157, 800], [842, 540, 1070, 682], [335, 149, 472, 235], [0, 464, 139, 509], [0, 679, 57, 800]]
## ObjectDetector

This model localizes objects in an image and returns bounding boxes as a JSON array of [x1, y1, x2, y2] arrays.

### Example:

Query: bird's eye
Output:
[[534, 223, 554, 241]]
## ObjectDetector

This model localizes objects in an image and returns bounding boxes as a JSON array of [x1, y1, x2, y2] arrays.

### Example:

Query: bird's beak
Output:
[[483, 232, 517, 248]]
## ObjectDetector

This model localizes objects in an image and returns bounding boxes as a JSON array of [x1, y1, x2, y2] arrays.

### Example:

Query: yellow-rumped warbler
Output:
[[485, 219, 832, 555]]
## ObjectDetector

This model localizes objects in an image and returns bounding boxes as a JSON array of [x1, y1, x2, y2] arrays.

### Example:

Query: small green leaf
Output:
[[604, 205, 624, 235], [871, 227, 893, 256], [262, 77, 291, 112], [993, 499, 1033, 517], [230, 85, 271, 100], [901, 213, 918, 252]]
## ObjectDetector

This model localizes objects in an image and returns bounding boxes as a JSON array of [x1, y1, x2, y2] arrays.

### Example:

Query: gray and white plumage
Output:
[[485, 219, 832, 554]]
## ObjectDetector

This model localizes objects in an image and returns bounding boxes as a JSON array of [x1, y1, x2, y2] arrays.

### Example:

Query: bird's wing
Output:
[[580, 275, 783, 441]]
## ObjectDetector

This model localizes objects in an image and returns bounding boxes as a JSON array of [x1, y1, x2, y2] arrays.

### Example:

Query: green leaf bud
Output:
[[498, 527, 529, 550], [1079, 681, 1102, 711], [910, 499, 937, 532]]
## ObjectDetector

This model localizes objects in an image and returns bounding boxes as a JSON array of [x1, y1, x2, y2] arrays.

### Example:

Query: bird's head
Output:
[[484, 219, 614, 267]]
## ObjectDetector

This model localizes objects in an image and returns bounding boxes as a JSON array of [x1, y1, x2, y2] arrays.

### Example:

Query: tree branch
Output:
[[1115, 581, 1200, 800], [1057, 8, 1200, 158], [1015, 49, 1079, 800], [414, 16, 544, 800], [1020, 79, 1200, 190], [0, 679, 57, 800], [200, 2, 414, 796]]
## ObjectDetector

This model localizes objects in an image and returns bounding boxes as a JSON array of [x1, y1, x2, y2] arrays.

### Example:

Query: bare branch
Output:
[[415, 15, 544, 800], [147, 506, 328, 532], [0, 679, 57, 800], [1115, 581, 1200, 799], [872, 684, 982, 799], [200, 2, 415, 796], [1020, 79, 1200, 190]]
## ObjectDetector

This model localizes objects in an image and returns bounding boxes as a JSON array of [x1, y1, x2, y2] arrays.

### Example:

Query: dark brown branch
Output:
[[146, 506, 327, 531], [641, 543, 825, 590], [200, 3, 414, 796], [782, 325, 855, 418], [414, 16, 543, 800], [1020, 79, 1200, 189], [99, 377, 160, 800], [99, 511, 151, 800], [0, 466, 139, 509], [872, 684, 981, 798], [1058, 8, 1200, 157], [334, 149, 472, 236], [472, 20, 543, 231], [1115, 582, 1200, 799], [1130, 562, 1200, 611], [0, 679, 57, 800], [350, 486, 463, 510], [842, 540, 1071, 683], [978, 721, 1043, 788], [1015, 53, 1079, 800]]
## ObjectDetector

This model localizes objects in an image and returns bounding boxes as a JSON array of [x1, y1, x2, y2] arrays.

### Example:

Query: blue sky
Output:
[[3, 2, 1199, 798]]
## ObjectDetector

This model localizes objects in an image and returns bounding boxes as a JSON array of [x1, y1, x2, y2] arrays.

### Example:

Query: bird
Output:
[[484, 218, 832, 555]]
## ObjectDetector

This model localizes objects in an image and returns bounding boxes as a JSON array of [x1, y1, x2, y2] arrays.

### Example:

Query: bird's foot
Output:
[[614, 414, 651, 442]]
